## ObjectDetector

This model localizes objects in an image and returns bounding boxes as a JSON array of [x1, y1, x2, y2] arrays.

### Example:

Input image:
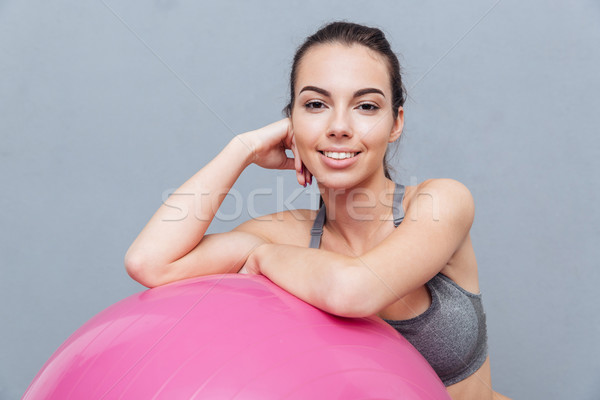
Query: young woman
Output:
[[125, 21, 509, 400]]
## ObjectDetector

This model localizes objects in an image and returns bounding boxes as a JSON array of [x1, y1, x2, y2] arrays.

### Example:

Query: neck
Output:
[[318, 174, 396, 252]]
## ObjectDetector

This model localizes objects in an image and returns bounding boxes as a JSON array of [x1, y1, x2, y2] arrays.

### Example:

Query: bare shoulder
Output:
[[408, 178, 474, 204], [405, 178, 475, 230], [408, 179, 480, 291], [232, 208, 317, 246]]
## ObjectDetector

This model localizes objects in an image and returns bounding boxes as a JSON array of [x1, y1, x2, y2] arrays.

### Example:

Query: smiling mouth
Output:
[[319, 151, 360, 160]]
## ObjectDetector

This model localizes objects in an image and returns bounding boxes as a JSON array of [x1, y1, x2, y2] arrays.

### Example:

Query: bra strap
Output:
[[309, 205, 326, 249], [392, 183, 406, 228]]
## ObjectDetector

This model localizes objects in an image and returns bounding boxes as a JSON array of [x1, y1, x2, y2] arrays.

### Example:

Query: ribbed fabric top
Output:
[[308, 182, 488, 386]]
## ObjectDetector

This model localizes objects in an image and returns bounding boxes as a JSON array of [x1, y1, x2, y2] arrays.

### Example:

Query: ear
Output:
[[388, 106, 404, 143]]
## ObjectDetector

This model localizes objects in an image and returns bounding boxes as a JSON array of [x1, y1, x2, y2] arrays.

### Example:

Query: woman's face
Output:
[[291, 43, 403, 189]]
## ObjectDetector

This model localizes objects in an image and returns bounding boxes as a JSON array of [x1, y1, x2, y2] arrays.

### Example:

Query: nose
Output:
[[326, 109, 353, 139]]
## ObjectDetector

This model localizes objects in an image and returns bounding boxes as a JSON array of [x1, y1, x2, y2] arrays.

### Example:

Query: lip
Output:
[[318, 150, 361, 169]]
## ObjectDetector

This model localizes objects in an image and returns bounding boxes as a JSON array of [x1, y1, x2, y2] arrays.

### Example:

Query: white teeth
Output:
[[323, 151, 357, 160]]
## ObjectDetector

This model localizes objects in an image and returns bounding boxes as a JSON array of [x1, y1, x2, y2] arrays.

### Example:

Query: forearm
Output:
[[254, 244, 360, 316], [125, 135, 254, 270]]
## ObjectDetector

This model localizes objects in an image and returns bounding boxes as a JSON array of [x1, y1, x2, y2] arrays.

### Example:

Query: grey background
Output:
[[1, 0, 599, 399]]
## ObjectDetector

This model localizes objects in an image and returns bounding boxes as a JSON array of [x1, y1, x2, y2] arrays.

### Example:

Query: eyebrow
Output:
[[299, 85, 385, 99]]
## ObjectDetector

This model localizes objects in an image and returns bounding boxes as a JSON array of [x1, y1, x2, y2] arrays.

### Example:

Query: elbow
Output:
[[124, 251, 164, 288], [326, 263, 380, 318], [327, 299, 374, 319]]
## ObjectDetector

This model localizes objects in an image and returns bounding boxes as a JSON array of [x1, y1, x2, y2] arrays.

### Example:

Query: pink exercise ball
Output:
[[24, 274, 450, 399]]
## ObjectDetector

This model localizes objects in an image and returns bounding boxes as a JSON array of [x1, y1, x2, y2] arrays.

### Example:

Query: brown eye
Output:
[[358, 103, 379, 111], [305, 101, 326, 109]]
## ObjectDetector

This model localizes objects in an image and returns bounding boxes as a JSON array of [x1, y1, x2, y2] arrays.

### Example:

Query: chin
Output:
[[314, 173, 365, 191]]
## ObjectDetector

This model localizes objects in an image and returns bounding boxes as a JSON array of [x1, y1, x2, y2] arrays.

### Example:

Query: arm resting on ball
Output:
[[244, 244, 358, 315]]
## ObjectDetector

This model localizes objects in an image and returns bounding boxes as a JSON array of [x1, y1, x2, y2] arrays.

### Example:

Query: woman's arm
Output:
[[124, 135, 253, 286], [244, 179, 475, 317], [242, 244, 355, 314], [125, 119, 309, 287]]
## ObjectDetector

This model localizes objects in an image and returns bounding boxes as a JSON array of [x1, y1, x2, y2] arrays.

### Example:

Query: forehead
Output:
[[296, 43, 390, 95]]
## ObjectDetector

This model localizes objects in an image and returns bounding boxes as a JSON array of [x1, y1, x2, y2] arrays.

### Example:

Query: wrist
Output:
[[228, 133, 256, 168]]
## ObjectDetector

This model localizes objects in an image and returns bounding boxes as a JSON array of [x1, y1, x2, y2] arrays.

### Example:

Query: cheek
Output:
[[293, 114, 323, 133], [294, 134, 313, 160], [292, 132, 321, 170], [292, 117, 321, 147], [358, 122, 394, 147]]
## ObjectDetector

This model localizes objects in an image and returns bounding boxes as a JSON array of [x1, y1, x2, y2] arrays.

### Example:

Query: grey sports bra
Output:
[[308, 182, 488, 386]]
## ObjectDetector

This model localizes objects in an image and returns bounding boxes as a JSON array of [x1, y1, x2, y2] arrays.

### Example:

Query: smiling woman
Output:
[[124, 21, 510, 400], [289, 42, 402, 192]]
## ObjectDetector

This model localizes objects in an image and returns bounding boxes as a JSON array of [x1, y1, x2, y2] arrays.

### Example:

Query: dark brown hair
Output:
[[283, 21, 407, 179]]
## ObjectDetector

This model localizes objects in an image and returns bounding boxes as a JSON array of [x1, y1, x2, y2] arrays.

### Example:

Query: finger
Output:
[[297, 164, 306, 187], [301, 162, 307, 186], [280, 156, 296, 171], [305, 165, 312, 186], [290, 135, 301, 172], [290, 135, 305, 186]]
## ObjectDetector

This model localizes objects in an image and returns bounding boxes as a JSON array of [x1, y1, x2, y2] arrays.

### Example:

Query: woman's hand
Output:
[[238, 118, 312, 186]]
